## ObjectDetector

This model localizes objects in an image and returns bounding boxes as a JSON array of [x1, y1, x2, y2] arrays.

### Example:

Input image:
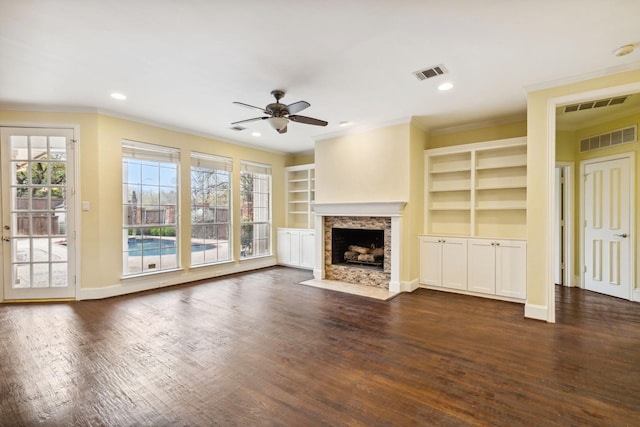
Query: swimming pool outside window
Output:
[[190, 152, 232, 266], [122, 140, 180, 276]]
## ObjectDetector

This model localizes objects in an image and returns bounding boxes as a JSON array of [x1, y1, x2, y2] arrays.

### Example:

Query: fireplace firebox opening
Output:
[[331, 228, 384, 270]]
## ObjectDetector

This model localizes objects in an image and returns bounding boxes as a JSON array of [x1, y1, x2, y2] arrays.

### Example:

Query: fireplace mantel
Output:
[[312, 201, 407, 217], [313, 201, 407, 293]]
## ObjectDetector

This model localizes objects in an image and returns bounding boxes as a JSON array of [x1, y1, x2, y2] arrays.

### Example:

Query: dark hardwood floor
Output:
[[1, 267, 639, 426]]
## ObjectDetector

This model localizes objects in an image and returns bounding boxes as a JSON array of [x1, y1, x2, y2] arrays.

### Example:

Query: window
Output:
[[190, 153, 232, 266], [122, 140, 179, 275], [240, 161, 271, 258]]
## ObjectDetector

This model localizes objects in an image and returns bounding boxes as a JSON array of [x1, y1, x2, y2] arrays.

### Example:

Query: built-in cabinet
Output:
[[467, 238, 526, 299], [285, 164, 315, 229], [419, 236, 467, 290], [277, 228, 315, 270], [280, 164, 316, 270], [419, 235, 526, 301], [420, 137, 527, 302]]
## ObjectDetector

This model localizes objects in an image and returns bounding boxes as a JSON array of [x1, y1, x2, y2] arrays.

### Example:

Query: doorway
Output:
[[1, 127, 77, 300], [547, 81, 640, 322]]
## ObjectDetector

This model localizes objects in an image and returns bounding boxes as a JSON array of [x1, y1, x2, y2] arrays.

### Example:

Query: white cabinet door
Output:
[[495, 240, 526, 299], [300, 231, 315, 270], [441, 238, 467, 290], [467, 239, 496, 294], [277, 229, 300, 266], [277, 229, 293, 265], [419, 236, 443, 286]]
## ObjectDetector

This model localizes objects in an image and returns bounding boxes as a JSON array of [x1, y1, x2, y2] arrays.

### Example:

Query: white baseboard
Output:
[[524, 303, 548, 321], [401, 278, 420, 293], [78, 256, 277, 300]]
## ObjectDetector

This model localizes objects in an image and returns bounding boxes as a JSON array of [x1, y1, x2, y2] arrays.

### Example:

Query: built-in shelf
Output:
[[424, 137, 527, 239], [285, 164, 315, 229]]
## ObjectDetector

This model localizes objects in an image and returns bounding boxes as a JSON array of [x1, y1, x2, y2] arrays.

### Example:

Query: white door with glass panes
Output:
[[1, 127, 76, 300], [584, 156, 633, 300]]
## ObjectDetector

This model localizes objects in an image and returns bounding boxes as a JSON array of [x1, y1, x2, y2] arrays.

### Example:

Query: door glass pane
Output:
[[13, 264, 30, 288], [50, 137, 66, 160], [51, 263, 67, 287], [13, 213, 30, 236], [30, 136, 47, 160], [13, 238, 30, 262], [32, 238, 50, 262], [10, 135, 28, 158], [32, 263, 49, 288]]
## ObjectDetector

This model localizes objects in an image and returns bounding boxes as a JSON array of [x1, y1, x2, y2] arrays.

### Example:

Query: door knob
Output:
[[614, 233, 628, 238]]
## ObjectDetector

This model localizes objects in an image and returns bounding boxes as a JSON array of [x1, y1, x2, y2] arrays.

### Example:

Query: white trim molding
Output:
[[312, 201, 407, 217], [524, 303, 548, 321]]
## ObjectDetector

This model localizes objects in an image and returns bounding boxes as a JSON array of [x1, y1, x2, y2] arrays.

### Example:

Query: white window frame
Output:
[[240, 160, 272, 259], [190, 152, 232, 266], [122, 140, 180, 276]]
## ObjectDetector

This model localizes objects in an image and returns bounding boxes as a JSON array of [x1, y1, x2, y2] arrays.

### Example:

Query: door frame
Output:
[[0, 122, 80, 301], [579, 152, 635, 299], [555, 162, 575, 287], [546, 81, 640, 322]]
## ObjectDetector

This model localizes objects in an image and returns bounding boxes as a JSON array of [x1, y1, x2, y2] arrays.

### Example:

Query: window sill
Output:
[[121, 268, 184, 282]]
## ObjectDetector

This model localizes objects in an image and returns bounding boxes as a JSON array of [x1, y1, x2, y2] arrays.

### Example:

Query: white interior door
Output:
[[584, 156, 632, 300], [554, 167, 563, 285], [1, 127, 76, 300]]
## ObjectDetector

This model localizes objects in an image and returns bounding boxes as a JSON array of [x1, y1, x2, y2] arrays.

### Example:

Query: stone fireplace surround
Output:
[[313, 201, 406, 293]]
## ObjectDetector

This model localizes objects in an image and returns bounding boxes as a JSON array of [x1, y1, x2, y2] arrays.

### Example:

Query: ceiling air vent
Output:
[[414, 64, 447, 80], [579, 125, 637, 152], [563, 96, 628, 113], [229, 125, 246, 131]]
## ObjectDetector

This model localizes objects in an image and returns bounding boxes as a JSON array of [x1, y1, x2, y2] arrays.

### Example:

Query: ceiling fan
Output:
[[232, 90, 328, 134]]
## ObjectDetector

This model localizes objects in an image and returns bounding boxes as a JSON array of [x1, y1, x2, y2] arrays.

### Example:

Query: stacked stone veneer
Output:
[[324, 216, 391, 289]]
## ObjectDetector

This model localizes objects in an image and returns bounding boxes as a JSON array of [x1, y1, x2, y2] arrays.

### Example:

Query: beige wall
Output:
[[315, 121, 427, 283], [1, 110, 290, 293], [527, 68, 640, 317], [315, 124, 411, 203]]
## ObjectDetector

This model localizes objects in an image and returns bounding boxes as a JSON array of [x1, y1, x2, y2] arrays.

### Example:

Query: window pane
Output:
[[190, 159, 231, 266], [123, 143, 179, 276]]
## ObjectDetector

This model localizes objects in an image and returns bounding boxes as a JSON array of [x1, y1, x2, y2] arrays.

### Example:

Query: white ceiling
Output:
[[1, 1, 640, 154]]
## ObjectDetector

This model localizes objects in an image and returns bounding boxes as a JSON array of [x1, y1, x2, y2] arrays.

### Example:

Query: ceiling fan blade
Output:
[[288, 115, 328, 126], [233, 101, 267, 113], [230, 116, 269, 125], [286, 101, 310, 115], [277, 125, 288, 134]]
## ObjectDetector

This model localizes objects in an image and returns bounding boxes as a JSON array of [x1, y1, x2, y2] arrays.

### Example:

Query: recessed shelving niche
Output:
[[424, 137, 527, 239]]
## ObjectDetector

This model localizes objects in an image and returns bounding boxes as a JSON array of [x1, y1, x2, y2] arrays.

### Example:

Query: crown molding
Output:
[[428, 113, 527, 136], [525, 61, 640, 93], [312, 116, 413, 142], [0, 103, 290, 156]]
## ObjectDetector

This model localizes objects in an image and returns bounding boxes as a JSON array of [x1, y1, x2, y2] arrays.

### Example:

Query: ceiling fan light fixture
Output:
[[268, 117, 289, 131]]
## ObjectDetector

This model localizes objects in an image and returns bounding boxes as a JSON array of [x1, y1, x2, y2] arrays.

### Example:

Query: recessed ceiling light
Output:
[[110, 92, 127, 100], [339, 121, 352, 127], [438, 82, 454, 91], [614, 44, 635, 57], [252, 132, 261, 137]]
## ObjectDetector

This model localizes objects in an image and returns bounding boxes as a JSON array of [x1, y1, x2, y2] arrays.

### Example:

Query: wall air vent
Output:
[[414, 64, 447, 80], [563, 96, 628, 113], [579, 125, 637, 152], [230, 125, 246, 131]]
